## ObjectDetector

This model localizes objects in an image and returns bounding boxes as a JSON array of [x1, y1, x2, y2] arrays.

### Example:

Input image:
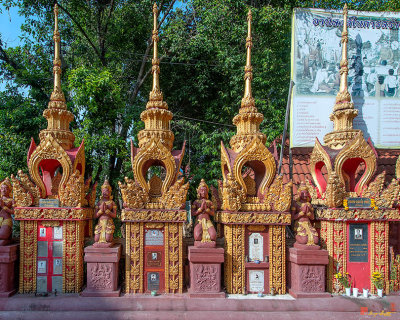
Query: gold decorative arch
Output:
[[233, 137, 276, 196], [396, 156, 400, 179], [310, 138, 332, 195], [334, 132, 376, 194], [28, 134, 73, 197], [73, 141, 86, 178], [220, 142, 232, 182], [132, 138, 176, 195]]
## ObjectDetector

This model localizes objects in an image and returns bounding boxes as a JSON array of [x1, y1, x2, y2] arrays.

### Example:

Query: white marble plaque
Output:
[[53, 226, 63, 240], [39, 228, 46, 238], [37, 260, 47, 274], [249, 233, 263, 262], [249, 270, 264, 292]]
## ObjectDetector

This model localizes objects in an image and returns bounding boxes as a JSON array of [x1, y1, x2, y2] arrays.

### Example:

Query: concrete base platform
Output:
[[80, 287, 121, 297], [0, 294, 399, 320]]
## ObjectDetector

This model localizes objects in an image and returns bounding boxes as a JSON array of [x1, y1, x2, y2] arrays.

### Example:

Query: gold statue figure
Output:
[[94, 180, 117, 247], [191, 179, 217, 247], [0, 178, 14, 246], [291, 182, 319, 248]]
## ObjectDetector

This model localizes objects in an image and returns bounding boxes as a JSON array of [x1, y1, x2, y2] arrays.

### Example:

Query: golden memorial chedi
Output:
[[308, 5, 400, 294], [214, 10, 292, 295], [12, 4, 96, 294], [120, 3, 188, 294]]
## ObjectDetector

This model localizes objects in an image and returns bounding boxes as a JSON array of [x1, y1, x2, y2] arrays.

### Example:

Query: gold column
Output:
[[19, 220, 38, 293], [269, 225, 286, 294], [232, 224, 245, 294]]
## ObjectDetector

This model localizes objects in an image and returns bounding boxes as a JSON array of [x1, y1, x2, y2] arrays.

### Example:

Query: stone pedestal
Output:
[[289, 247, 331, 298], [0, 243, 18, 297], [188, 246, 225, 298], [81, 244, 121, 297]]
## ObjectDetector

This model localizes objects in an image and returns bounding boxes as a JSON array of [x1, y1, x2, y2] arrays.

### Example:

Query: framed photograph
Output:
[[354, 228, 363, 240]]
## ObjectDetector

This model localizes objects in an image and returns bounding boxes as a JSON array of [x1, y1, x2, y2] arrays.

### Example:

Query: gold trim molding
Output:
[[14, 207, 94, 220], [215, 211, 291, 225], [121, 209, 187, 222]]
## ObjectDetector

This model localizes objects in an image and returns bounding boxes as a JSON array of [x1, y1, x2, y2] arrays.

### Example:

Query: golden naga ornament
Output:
[[120, 3, 188, 212], [11, 4, 96, 210], [218, 10, 292, 213]]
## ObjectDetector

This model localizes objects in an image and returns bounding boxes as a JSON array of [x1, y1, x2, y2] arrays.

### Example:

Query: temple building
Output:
[[11, 4, 96, 294], [119, 3, 189, 294], [214, 10, 292, 295], [283, 5, 400, 295]]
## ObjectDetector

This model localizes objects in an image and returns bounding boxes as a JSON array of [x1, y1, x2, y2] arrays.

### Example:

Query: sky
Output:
[[0, 4, 24, 46]]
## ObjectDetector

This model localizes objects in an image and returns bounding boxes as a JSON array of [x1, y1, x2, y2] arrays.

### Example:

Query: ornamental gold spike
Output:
[[323, 3, 359, 149], [50, 3, 65, 105], [242, 9, 254, 109], [229, 9, 265, 152], [39, 3, 75, 150], [138, 3, 174, 149], [147, 2, 167, 110]]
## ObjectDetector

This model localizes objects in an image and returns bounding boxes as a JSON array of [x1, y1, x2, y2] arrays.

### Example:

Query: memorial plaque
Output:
[[53, 259, 62, 274], [53, 241, 63, 257], [37, 241, 48, 257], [52, 276, 63, 293], [147, 272, 160, 291], [37, 260, 47, 274], [39, 198, 60, 208], [249, 270, 264, 292], [39, 228, 46, 238], [145, 229, 164, 246], [53, 226, 63, 240], [249, 233, 263, 262], [347, 198, 371, 208], [37, 276, 47, 293], [349, 224, 368, 262], [146, 251, 162, 267]]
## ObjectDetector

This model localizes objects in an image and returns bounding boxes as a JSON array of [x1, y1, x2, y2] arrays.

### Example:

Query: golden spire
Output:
[[147, 2, 167, 110], [39, 3, 75, 150], [230, 9, 265, 152], [323, 4, 359, 149], [51, 3, 64, 103], [138, 3, 174, 150], [242, 9, 254, 111]]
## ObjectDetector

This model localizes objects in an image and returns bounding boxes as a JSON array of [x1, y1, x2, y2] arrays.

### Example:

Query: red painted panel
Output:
[[245, 227, 269, 294], [144, 228, 165, 293], [347, 222, 370, 290], [37, 222, 63, 292]]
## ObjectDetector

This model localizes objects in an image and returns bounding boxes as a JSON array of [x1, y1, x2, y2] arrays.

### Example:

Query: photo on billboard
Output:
[[290, 8, 400, 148]]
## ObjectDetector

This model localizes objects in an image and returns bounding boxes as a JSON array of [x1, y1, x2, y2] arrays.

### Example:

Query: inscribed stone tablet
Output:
[[249, 270, 264, 292], [349, 224, 368, 262], [147, 272, 160, 291], [37, 241, 48, 257], [36, 276, 47, 293]]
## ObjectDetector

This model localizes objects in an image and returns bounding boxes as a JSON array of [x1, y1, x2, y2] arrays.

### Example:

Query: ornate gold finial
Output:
[[197, 179, 209, 197], [229, 9, 265, 152], [39, 3, 75, 150], [50, 3, 65, 105], [147, 2, 167, 109], [137, 3, 174, 150], [241, 9, 255, 112], [323, 4, 359, 149]]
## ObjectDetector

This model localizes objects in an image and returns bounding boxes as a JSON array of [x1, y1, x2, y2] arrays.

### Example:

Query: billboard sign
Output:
[[291, 8, 400, 148]]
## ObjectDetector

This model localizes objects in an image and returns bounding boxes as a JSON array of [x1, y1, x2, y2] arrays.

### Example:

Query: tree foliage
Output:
[[0, 0, 399, 198]]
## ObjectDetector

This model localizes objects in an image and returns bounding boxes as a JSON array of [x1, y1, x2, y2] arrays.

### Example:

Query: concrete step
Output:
[[0, 310, 379, 320]]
